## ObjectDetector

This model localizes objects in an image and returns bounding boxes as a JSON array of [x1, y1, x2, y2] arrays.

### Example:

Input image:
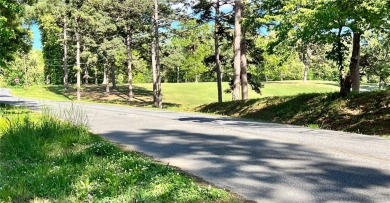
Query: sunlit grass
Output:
[[10, 85, 71, 101], [0, 104, 242, 202], [10, 80, 341, 109]]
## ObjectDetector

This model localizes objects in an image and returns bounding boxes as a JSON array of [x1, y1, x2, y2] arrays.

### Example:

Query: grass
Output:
[[10, 85, 71, 101], [0, 104, 243, 202], [10, 80, 340, 109], [197, 90, 390, 137]]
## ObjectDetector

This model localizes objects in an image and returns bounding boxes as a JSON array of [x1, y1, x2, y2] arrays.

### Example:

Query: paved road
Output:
[[1, 88, 390, 202]]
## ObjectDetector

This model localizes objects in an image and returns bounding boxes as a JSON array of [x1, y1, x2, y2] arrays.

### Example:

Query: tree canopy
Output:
[[1, 0, 389, 102]]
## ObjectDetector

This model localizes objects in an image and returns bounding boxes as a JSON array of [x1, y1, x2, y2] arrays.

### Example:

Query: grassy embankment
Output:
[[198, 90, 390, 136], [9, 81, 389, 136], [0, 104, 243, 202]]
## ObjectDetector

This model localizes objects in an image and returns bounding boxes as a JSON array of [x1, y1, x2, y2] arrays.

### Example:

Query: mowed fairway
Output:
[[136, 81, 340, 107], [9, 80, 340, 108]]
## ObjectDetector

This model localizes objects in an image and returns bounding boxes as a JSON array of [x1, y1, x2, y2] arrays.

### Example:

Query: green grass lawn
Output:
[[10, 85, 72, 101], [0, 104, 243, 202], [137, 80, 340, 107], [9, 80, 341, 109]]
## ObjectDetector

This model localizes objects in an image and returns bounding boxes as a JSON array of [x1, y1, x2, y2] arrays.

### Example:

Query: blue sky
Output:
[[31, 24, 42, 50]]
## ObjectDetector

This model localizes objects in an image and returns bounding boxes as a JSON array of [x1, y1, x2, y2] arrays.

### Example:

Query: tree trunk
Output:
[[75, 30, 81, 101], [63, 16, 68, 89], [23, 54, 28, 86], [340, 74, 352, 97], [215, 0, 223, 103], [336, 25, 349, 96], [241, 31, 248, 100], [177, 66, 180, 83], [349, 32, 361, 92], [94, 67, 98, 85], [127, 28, 134, 100], [233, 0, 242, 101], [280, 71, 283, 81], [103, 60, 108, 85], [153, 0, 162, 108], [104, 58, 109, 94], [84, 66, 89, 84], [111, 64, 116, 89], [152, 34, 157, 104], [303, 44, 311, 82]]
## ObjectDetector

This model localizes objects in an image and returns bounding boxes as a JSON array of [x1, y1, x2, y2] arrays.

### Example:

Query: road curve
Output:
[[1, 88, 390, 202]]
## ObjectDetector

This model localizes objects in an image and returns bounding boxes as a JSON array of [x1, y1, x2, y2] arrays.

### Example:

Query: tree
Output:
[[107, 0, 152, 100], [192, 0, 233, 102], [0, 0, 31, 68], [170, 20, 212, 82], [232, 0, 242, 100], [361, 32, 390, 88], [260, 0, 388, 96], [152, 0, 162, 108]]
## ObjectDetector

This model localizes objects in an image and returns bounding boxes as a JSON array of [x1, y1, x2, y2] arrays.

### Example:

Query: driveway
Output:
[[1, 88, 390, 202]]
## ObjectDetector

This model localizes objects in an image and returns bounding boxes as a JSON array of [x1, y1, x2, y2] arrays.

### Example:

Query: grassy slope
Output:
[[0, 104, 242, 202], [197, 91, 390, 136]]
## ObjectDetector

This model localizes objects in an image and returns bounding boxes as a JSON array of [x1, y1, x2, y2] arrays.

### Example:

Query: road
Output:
[[1, 88, 390, 202]]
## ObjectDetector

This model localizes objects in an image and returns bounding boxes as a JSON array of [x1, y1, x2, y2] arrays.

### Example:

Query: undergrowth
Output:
[[0, 104, 240, 202]]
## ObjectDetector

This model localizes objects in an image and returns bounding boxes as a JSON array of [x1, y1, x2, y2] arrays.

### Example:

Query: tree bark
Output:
[[215, 0, 223, 103], [153, 0, 162, 108], [23, 54, 28, 86], [336, 25, 349, 96], [152, 33, 157, 104], [94, 67, 98, 85], [241, 31, 248, 100], [127, 27, 133, 100], [177, 66, 180, 83], [75, 29, 81, 101], [103, 57, 108, 85], [233, 0, 242, 101], [303, 44, 311, 82], [349, 31, 361, 92], [111, 64, 116, 89], [84, 66, 89, 84], [63, 15, 68, 89], [104, 58, 109, 94]]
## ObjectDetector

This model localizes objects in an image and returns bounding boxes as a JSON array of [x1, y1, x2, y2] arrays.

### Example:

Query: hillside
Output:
[[197, 91, 390, 136]]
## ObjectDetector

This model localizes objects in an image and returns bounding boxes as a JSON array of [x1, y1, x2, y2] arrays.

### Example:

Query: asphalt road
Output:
[[1, 88, 390, 202]]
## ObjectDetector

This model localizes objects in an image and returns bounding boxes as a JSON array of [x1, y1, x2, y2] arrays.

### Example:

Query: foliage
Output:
[[361, 32, 390, 87], [0, 0, 31, 68], [0, 105, 241, 202], [169, 20, 213, 82], [1, 50, 45, 85]]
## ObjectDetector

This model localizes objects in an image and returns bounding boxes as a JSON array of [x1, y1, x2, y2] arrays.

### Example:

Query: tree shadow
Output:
[[45, 85, 182, 108], [0, 94, 41, 111], [45, 86, 73, 100], [101, 128, 390, 202]]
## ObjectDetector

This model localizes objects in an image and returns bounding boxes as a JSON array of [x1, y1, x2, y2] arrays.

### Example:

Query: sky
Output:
[[31, 24, 42, 50]]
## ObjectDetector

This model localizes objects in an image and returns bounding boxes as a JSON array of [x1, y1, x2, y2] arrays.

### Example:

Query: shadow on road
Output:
[[101, 128, 390, 202], [0, 95, 41, 110]]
